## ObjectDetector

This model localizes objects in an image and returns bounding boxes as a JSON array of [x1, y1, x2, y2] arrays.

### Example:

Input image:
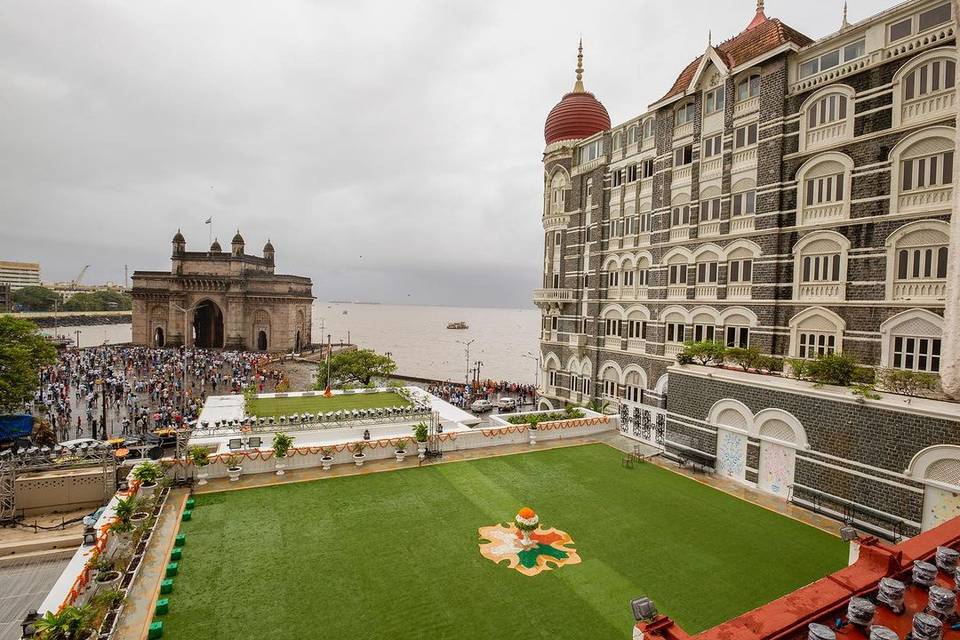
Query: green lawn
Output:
[[163, 444, 846, 639], [246, 391, 408, 418]]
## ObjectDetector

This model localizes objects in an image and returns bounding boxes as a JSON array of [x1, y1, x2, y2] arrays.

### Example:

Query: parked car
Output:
[[470, 399, 494, 413], [497, 397, 517, 412]]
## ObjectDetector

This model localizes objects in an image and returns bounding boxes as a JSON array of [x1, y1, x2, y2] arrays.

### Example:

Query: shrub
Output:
[[851, 383, 881, 401], [680, 340, 727, 366], [224, 454, 242, 469], [132, 462, 161, 485], [877, 368, 939, 397], [412, 422, 429, 442], [805, 353, 858, 386], [188, 445, 210, 468], [755, 355, 784, 374], [676, 353, 694, 365], [851, 366, 876, 385], [725, 346, 760, 371], [505, 408, 585, 427], [786, 358, 809, 380], [272, 432, 294, 458]]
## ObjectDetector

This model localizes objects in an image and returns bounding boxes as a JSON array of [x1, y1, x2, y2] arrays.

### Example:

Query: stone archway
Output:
[[193, 299, 224, 348], [257, 330, 268, 351], [154, 327, 165, 347]]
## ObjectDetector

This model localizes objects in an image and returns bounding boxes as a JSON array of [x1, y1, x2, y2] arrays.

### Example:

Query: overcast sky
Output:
[[0, 0, 894, 308]]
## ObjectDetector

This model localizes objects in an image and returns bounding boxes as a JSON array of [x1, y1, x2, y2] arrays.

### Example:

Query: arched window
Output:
[[789, 307, 845, 358], [891, 126, 955, 215], [544, 353, 561, 390], [636, 254, 652, 297], [662, 307, 688, 351], [736, 73, 761, 102], [721, 307, 757, 349], [642, 117, 655, 142], [799, 86, 854, 151], [585, 177, 594, 208], [730, 178, 756, 232], [600, 363, 621, 399], [879, 309, 944, 373], [663, 249, 692, 299], [613, 132, 623, 150], [627, 125, 639, 145], [699, 186, 722, 237], [621, 257, 636, 295], [793, 231, 849, 302], [893, 48, 957, 128], [796, 152, 853, 225], [601, 306, 624, 347], [675, 101, 696, 126], [725, 240, 761, 301], [690, 307, 721, 342], [886, 220, 950, 301], [625, 306, 649, 349], [548, 170, 568, 215], [693, 247, 721, 299]]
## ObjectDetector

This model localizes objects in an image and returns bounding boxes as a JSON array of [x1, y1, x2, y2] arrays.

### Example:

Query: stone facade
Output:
[[132, 232, 313, 353], [535, 0, 960, 537]]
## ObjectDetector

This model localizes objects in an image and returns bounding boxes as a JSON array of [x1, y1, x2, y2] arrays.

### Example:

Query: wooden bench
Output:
[[664, 441, 714, 474]]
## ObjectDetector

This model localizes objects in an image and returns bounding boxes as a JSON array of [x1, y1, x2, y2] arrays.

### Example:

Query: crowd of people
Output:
[[426, 379, 537, 410], [31, 346, 280, 442]]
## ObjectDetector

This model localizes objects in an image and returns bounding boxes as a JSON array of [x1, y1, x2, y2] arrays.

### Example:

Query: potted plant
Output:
[[189, 445, 211, 486], [351, 441, 367, 467], [34, 604, 95, 639], [319, 446, 335, 471], [272, 432, 294, 476], [413, 422, 429, 460], [528, 423, 538, 446], [225, 454, 243, 482], [394, 438, 409, 463], [108, 497, 136, 550], [132, 462, 161, 497]]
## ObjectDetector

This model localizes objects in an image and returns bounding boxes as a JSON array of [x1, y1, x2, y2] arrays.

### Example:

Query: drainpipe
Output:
[[943, 2, 960, 399]]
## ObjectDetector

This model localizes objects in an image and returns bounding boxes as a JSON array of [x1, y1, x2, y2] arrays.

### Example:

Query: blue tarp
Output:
[[0, 415, 33, 442]]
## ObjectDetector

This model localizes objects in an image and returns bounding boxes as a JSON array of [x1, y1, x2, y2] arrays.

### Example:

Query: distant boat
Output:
[[447, 321, 468, 330], [342, 310, 348, 315]]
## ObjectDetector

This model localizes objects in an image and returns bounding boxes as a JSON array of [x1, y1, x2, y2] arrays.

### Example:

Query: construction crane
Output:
[[72, 265, 90, 287]]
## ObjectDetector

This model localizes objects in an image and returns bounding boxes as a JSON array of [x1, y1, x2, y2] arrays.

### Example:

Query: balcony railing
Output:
[[673, 164, 692, 185], [627, 338, 645, 353], [569, 333, 587, 348], [637, 232, 650, 246], [607, 286, 622, 301], [902, 90, 956, 127], [533, 288, 577, 303], [642, 137, 655, 152], [798, 282, 843, 301], [893, 279, 947, 301], [733, 96, 759, 119], [805, 121, 848, 151], [731, 147, 757, 172], [639, 178, 653, 196], [664, 343, 684, 358], [674, 122, 693, 139], [726, 283, 752, 300], [669, 226, 690, 242], [667, 285, 688, 300], [699, 220, 721, 237], [695, 284, 718, 299], [802, 202, 845, 225], [700, 156, 722, 181], [636, 286, 648, 300], [730, 216, 755, 233], [604, 336, 622, 350], [899, 185, 953, 213]]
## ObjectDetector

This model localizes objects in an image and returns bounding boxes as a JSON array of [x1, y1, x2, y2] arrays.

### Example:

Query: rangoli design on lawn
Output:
[[478, 508, 581, 577]]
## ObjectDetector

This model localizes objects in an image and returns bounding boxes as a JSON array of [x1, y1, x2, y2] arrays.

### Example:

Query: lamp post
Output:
[[323, 333, 333, 396], [457, 339, 475, 387], [473, 360, 484, 386], [170, 303, 201, 422], [522, 352, 540, 408]]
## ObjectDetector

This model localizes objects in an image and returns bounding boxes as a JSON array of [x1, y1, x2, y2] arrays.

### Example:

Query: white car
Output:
[[470, 399, 494, 413], [497, 397, 517, 411]]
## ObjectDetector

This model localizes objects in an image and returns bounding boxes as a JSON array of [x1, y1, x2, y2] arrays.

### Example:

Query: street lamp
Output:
[[522, 352, 541, 408], [456, 339, 475, 387], [170, 303, 201, 422]]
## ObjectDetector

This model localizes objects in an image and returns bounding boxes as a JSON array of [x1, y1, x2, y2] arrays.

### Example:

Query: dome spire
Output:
[[573, 39, 585, 93], [747, 0, 768, 29], [841, 1, 850, 29]]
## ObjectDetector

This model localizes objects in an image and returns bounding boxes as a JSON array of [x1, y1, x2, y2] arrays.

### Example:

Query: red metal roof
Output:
[[653, 13, 812, 106], [544, 91, 611, 145]]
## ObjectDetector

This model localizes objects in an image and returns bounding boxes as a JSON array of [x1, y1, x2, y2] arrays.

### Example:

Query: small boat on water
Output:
[[447, 321, 468, 330]]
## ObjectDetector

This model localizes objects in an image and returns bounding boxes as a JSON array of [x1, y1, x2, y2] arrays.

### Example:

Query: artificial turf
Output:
[[163, 444, 846, 639], [246, 391, 408, 418]]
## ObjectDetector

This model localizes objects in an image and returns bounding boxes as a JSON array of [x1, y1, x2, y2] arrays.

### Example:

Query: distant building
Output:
[[0, 261, 40, 291], [0, 283, 11, 312], [131, 231, 313, 352]]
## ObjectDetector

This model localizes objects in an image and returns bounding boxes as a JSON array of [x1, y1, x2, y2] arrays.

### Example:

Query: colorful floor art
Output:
[[477, 523, 581, 576]]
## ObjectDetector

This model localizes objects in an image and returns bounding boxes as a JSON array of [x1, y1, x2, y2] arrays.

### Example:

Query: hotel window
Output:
[[728, 258, 752, 283], [702, 198, 722, 220], [586, 178, 593, 206], [568, 373, 578, 392], [734, 123, 758, 149], [904, 59, 956, 101], [668, 263, 688, 285], [640, 159, 654, 178], [889, 4, 952, 42], [798, 332, 837, 359], [805, 172, 845, 206], [580, 139, 603, 163], [582, 377, 591, 396], [581, 317, 588, 334], [603, 379, 617, 398], [892, 336, 942, 372], [736, 74, 760, 102], [897, 245, 949, 280], [665, 322, 685, 343], [671, 205, 691, 227], [623, 270, 635, 287], [637, 267, 649, 286], [551, 316, 559, 330], [799, 38, 866, 78], [725, 326, 750, 349], [807, 93, 848, 128], [901, 150, 954, 191], [612, 169, 623, 188], [674, 145, 693, 166], [583, 273, 589, 288], [675, 102, 695, 125], [703, 134, 723, 158], [693, 323, 716, 342], [802, 253, 841, 283], [548, 370, 557, 387], [626, 165, 638, 182], [552, 273, 560, 288], [608, 271, 620, 287], [732, 190, 756, 216], [613, 132, 623, 150], [643, 118, 655, 140], [628, 320, 645, 339], [705, 87, 725, 114], [638, 211, 650, 232], [605, 318, 622, 337], [696, 261, 718, 284], [628, 125, 639, 145]]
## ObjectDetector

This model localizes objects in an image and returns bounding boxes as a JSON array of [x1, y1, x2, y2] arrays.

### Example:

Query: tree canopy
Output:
[[63, 290, 132, 311], [0, 316, 56, 413], [11, 286, 60, 312], [314, 349, 397, 389]]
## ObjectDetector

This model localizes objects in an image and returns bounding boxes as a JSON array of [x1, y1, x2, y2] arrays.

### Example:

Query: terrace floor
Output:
[[246, 390, 409, 418], [134, 439, 846, 639]]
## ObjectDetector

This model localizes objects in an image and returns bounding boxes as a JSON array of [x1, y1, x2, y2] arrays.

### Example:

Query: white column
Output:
[[943, 4, 960, 399]]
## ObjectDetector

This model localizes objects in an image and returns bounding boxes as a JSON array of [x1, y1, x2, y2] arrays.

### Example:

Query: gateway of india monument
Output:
[[131, 230, 313, 352]]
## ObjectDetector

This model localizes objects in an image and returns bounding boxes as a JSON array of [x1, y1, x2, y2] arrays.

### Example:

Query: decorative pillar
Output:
[[943, 3, 960, 399]]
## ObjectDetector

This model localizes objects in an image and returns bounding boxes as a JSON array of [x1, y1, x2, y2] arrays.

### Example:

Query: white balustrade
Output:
[[700, 156, 722, 180], [893, 280, 947, 301], [726, 283, 752, 300], [899, 185, 953, 213], [902, 91, 956, 126], [667, 285, 688, 300], [733, 97, 759, 119], [802, 202, 845, 224], [669, 226, 690, 242], [798, 282, 843, 301], [730, 216, 755, 232], [695, 284, 718, 300], [731, 147, 757, 172], [674, 122, 693, 140], [698, 220, 721, 237]]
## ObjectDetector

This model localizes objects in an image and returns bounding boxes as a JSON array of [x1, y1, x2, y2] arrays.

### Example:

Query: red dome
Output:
[[544, 91, 611, 145]]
